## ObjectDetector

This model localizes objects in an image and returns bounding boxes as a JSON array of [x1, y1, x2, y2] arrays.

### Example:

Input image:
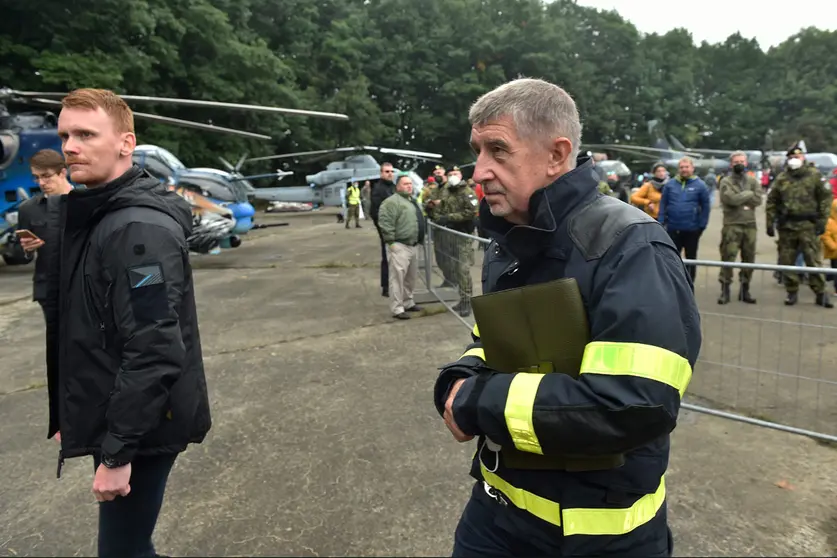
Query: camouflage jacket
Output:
[[719, 172, 762, 226], [423, 182, 446, 221], [438, 184, 478, 232], [766, 166, 831, 231]]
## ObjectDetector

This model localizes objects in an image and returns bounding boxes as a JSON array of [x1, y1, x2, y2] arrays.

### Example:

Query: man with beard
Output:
[[18, 149, 74, 321], [371, 162, 396, 297], [717, 151, 762, 305], [766, 142, 833, 307], [49, 88, 211, 557], [434, 78, 700, 557], [631, 162, 668, 220]]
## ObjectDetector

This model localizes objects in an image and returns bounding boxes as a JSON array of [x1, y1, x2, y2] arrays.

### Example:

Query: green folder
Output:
[[471, 277, 625, 471]]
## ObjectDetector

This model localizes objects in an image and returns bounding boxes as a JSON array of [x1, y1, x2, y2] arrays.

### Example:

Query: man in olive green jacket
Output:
[[378, 174, 426, 319], [717, 150, 762, 304]]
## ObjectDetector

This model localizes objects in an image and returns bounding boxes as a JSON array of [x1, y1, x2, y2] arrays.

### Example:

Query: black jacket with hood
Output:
[[45, 165, 211, 468]]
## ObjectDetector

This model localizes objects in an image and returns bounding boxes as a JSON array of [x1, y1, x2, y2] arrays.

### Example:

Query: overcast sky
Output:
[[575, 0, 837, 50]]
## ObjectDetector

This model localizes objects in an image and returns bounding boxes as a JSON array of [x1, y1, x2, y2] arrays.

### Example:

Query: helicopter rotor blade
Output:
[[584, 143, 704, 158], [218, 157, 235, 171], [14, 90, 349, 121], [28, 97, 273, 140], [243, 147, 365, 164], [377, 147, 443, 161]]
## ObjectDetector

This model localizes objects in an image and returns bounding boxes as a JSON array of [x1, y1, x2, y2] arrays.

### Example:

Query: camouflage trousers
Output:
[[451, 235, 474, 300], [777, 228, 826, 294], [433, 227, 455, 283], [718, 224, 757, 285]]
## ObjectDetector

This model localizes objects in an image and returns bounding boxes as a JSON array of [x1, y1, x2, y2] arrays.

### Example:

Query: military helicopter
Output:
[[240, 146, 443, 207], [0, 86, 348, 264], [132, 144, 293, 253]]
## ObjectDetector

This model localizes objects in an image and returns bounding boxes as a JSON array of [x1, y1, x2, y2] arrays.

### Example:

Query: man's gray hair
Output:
[[729, 150, 747, 161], [468, 78, 583, 164], [679, 156, 695, 166]]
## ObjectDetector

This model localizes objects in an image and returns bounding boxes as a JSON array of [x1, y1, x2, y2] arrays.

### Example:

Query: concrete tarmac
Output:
[[1, 207, 836, 556]]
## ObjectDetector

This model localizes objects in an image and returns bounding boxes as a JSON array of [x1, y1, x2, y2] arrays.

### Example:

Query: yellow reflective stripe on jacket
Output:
[[460, 347, 485, 361], [473, 323, 480, 338], [579, 342, 692, 397], [480, 462, 666, 535], [504, 373, 545, 454]]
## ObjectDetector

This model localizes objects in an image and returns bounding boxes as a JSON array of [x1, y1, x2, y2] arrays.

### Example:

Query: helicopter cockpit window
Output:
[[177, 175, 236, 202], [156, 148, 187, 173], [141, 155, 174, 181]]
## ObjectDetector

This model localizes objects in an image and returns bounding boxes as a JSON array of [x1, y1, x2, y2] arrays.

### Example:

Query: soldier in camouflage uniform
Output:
[[765, 142, 834, 307], [435, 166, 479, 316], [424, 165, 455, 288], [717, 151, 762, 304]]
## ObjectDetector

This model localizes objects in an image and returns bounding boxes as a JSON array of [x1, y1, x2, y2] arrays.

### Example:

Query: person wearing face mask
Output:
[[766, 142, 834, 308], [716, 151, 762, 305], [631, 163, 668, 219], [435, 166, 478, 316]]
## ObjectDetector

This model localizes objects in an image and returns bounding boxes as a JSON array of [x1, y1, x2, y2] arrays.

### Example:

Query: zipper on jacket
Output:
[[98, 281, 113, 350], [56, 449, 64, 479]]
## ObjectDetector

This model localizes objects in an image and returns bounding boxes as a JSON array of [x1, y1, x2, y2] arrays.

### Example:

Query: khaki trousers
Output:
[[387, 242, 418, 315]]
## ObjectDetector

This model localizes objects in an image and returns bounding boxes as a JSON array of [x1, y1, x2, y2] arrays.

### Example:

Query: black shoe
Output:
[[739, 284, 756, 304], [785, 291, 798, 306], [816, 292, 834, 308], [394, 312, 410, 320], [457, 300, 472, 317], [718, 283, 730, 305], [356, 224, 362, 228], [406, 305, 423, 312]]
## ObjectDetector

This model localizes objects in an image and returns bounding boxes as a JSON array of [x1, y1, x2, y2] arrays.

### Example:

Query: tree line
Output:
[[3, 0, 836, 178]]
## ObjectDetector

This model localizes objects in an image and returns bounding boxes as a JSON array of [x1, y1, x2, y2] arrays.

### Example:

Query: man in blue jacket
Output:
[[657, 157, 711, 282]]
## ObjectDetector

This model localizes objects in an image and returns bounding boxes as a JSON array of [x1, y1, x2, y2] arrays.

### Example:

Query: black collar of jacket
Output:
[[479, 156, 599, 260], [64, 165, 147, 232]]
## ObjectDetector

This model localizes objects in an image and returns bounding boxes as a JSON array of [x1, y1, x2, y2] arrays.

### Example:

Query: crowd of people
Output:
[[620, 146, 835, 307]]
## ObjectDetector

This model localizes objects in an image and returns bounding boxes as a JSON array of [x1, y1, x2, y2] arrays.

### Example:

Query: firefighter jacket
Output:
[[433, 156, 701, 555]]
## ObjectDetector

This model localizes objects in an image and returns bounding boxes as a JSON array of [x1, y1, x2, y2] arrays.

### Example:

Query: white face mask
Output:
[[787, 158, 804, 170], [448, 175, 461, 186]]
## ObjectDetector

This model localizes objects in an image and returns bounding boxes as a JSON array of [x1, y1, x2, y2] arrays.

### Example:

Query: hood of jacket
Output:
[[65, 164, 193, 237]]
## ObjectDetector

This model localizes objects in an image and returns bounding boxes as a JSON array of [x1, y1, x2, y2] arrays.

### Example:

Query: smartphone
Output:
[[15, 229, 42, 242]]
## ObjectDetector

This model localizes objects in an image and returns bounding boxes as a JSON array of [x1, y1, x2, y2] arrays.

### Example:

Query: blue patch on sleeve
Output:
[[128, 264, 165, 289]]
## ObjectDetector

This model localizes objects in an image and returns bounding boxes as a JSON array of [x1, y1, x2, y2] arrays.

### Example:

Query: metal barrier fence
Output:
[[422, 221, 837, 444]]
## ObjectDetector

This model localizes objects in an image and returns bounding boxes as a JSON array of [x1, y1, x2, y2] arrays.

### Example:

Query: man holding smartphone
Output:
[[17, 149, 73, 319]]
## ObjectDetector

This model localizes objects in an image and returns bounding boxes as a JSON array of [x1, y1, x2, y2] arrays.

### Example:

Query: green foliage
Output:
[[2, 0, 837, 175]]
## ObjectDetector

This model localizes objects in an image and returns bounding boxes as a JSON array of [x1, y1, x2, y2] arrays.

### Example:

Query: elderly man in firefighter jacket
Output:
[[433, 78, 702, 557]]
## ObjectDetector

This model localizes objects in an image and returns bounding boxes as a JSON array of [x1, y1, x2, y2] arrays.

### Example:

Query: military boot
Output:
[[739, 283, 756, 304], [784, 291, 798, 306], [457, 298, 472, 317], [816, 292, 834, 309], [717, 283, 730, 305]]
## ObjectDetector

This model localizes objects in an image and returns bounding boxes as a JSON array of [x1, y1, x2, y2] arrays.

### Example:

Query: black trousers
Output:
[[93, 453, 178, 558], [376, 225, 389, 292], [667, 229, 701, 282]]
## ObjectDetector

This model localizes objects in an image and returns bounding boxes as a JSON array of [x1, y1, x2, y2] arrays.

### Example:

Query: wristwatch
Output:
[[101, 454, 130, 469]]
